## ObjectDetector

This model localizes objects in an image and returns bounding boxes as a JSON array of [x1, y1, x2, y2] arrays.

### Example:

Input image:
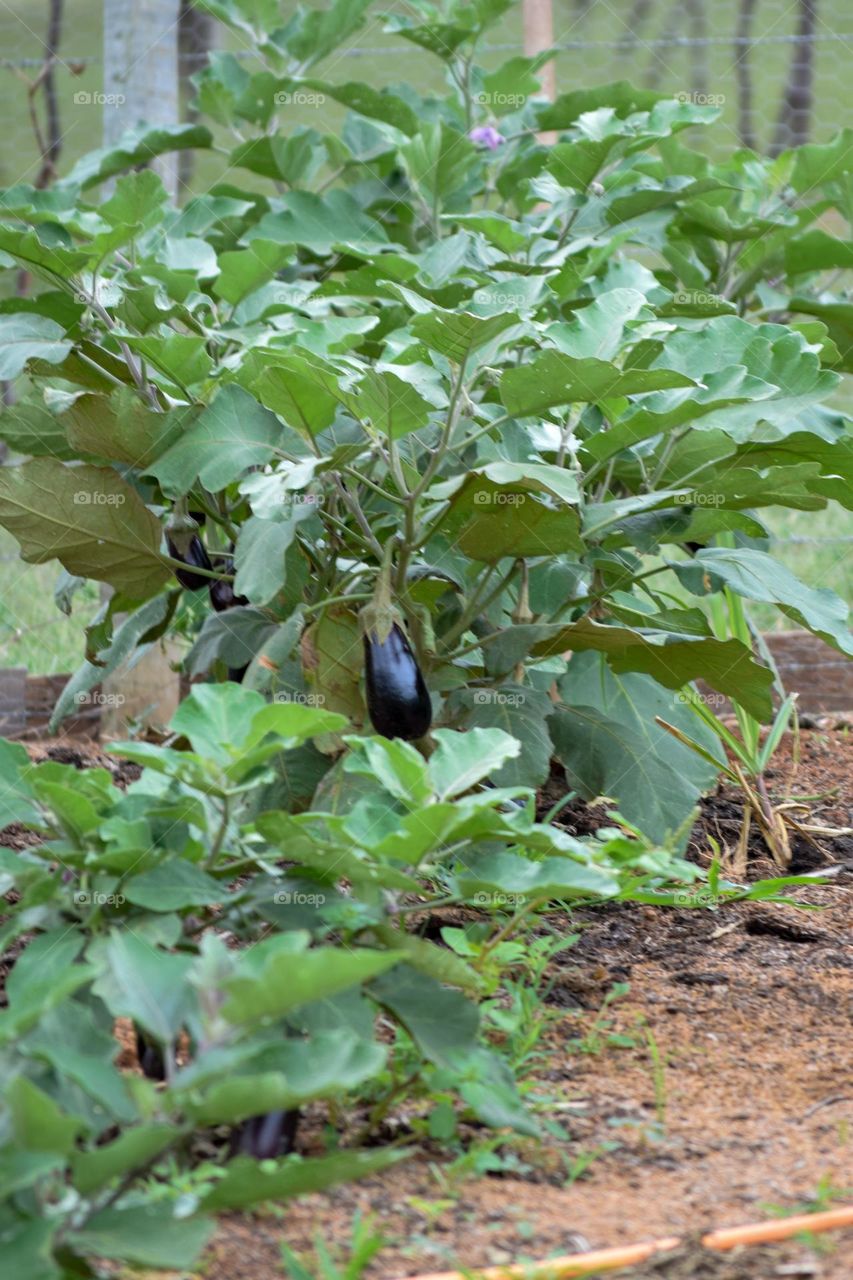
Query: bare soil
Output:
[[3, 730, 851, 1278]]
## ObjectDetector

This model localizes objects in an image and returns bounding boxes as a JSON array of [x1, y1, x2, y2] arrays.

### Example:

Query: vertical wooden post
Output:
[[523, 0, 556, 101], [99, 1, 183, 735], [523, 0, 556, 143], [102, 0, 182, 199]]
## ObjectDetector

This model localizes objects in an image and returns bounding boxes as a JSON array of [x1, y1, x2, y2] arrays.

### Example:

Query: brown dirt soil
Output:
[[2, 731, 851, 1278]]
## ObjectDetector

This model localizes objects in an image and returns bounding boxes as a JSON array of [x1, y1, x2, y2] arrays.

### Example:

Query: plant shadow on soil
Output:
[[2, 729, 851, 1278]]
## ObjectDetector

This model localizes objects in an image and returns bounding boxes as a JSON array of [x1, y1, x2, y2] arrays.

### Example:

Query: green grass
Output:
[[0, 529, 100, 674]]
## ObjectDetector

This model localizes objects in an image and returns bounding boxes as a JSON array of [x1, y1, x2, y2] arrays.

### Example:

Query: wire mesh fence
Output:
[[0, 2, 850, 674], [1, 0, 852, 191]]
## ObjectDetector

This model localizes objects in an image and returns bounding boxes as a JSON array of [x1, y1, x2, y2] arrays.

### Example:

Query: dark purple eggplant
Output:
[[364, 622, 432, 741], [168, 533, 212, 591], [134, 1024, 166, 1081], [233, 1108, 299, 1159], [210, 578, 248, 613]]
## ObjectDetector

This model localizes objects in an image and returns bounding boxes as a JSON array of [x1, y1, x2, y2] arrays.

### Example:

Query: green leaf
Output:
[[410, 308, 520, 364], [451, 685, 554, 788], [71, 1124, 181, 1195], [0, 458, 170, 598], [789, 127, 853, 192], [221, 940, 402, 1025], [63, 390, 194, 469], [249, 189, 389, 255], [69, 1205, 213, 1270], [347, 369, 432, 440], [451, 850, 618, 901], [213, 238, 293, 305], [0, 314, 71, 379], [124, 860, 227, 912], [247, 350, 342, 437], [501, 350, 694, 417], [0, 1220, 58, 1280], [64, 122, 213, 188], [0, 399, 77, 460], [185, 1031, 385, 1124], [6, 1076, 83, 1155], [150, 384, 284, 497], [549, 703, 697, 846], [428, 727, 520, 800], [93, 930, 194, 1044], [531, 616, 774, 721], [400, 122, 479, 215], [687, 548, 853, 657], [201, 1148, 406, 1212], [438, 469, 583, 561], [234, 506, 314, 606], [370, 965, 480, 1065], [301, 78, 418, 135], [0, 739, 39, 827], [342, 736, 432, 806]]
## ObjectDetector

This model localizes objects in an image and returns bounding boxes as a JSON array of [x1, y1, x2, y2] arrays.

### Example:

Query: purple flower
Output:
[[469, 125, 505, 151]]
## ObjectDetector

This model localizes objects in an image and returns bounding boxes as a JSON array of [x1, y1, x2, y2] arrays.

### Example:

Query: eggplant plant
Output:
[[0, 0, 850, 845], [2, 681, 761, 1274]]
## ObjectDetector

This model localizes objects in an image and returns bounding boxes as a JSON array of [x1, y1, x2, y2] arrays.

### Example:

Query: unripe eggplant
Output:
[[364, 622, 432, 741], [210, 577, 248, 613], [168, 534, 212, 591], [233, 1108, 299, 1159]]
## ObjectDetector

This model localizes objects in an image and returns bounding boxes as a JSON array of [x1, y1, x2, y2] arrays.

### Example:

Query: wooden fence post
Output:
[[523, 0, 556, 143], [99, 1, 183, 733]]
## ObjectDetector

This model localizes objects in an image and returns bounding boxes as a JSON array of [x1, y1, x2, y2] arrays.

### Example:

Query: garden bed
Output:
[[3, 728, 850, 1279]]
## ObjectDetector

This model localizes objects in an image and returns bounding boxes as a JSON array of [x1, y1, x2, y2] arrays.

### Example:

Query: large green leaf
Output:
[[221, 938, 401, 1025], [64, 390, 193, 469], [531, 616, 774, 721], [685, 548, 853, 656], [0, 459, 169, 598], [549, 703, 698, 846], [92, 930, 194, 1044], [69, 1205, 213, 1270], [500, 350, 694, 417], [0, 314, 71, 379], [63, 122, 213, 189], [71, 1125, 181, 1195], [449, 686, 554, 788], [150, 384, 284, 496]]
